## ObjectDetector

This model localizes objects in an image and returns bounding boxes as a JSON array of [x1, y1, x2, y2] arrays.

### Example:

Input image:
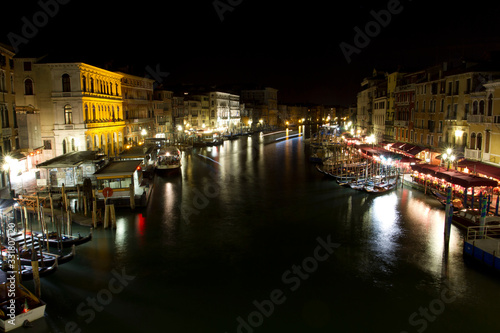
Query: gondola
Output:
[[363, 181, 397, 194], [430, 189, 447, 206], [17, 246, 75, 267], [32, 229, 92, 249], [19, 258, 58, 281], [0, 279, 47, 331], [1, 257, 58, 282]]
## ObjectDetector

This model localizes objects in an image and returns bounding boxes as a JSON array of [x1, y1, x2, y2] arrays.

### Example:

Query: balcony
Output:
[[85, 120, 125, 129], [394, 120, 408, 127], [467, 115, 484, 123], [465, 148, 481, 160], [467, 115, 500, 124]]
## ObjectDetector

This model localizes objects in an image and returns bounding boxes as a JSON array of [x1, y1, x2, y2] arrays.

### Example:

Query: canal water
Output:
[[27, 128, 500, 333]]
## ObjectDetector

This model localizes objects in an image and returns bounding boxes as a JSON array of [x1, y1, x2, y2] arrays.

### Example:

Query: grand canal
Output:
[[26, 128, 500, 333]]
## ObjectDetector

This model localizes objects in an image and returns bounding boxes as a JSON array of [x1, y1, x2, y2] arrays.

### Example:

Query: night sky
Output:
[[2, 0, 500, 105]]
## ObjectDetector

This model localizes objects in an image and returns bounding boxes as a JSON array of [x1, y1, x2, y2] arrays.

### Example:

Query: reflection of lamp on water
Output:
[[442, 148, 456, 171]]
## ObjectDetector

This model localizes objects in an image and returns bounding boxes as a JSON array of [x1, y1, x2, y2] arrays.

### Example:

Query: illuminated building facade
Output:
[[209, 91, 240, 131], [0, 43, 19, 189], [470, 78, 500, 163], [241, 87, 278, 127], [14, 58, 125, 158], [153, 89, 174, 136], [118, 72, 155, 145]]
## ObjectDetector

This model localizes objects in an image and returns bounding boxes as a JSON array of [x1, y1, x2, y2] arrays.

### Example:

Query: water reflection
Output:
[[368, 192, 401, 267], [34, 128, 500, 333]]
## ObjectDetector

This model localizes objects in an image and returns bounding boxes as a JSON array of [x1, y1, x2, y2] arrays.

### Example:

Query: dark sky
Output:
[[2, 0, 500, 105]]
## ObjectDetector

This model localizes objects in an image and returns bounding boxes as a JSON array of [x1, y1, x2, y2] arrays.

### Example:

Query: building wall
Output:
[[14, 60, 126, 158], [0, 44, 18, 158], [209, 91, 241, 131], [118, 72, 155, 145], [241, 88, 278, 126]]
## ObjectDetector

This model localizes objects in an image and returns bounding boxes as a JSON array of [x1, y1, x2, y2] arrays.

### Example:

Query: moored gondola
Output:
[[32, 229, 92, 249]]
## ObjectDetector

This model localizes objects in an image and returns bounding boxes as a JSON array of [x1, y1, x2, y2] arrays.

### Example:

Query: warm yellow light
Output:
[[455, 129, 463, 137]]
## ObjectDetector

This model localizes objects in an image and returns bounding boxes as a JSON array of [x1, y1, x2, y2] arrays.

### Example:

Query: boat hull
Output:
[[0, 304, 46, 332], [33, 232, 92, 249], [155, 165, 181, 175]]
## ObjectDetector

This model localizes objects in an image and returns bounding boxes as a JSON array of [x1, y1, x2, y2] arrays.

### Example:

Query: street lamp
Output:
[[442, 148, 456, 170]]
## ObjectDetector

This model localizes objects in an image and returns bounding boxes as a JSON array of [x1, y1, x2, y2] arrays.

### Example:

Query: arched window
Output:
[[3, 106, 9, 128], [472, 101, 478, 115], [485, 131, 490, 154], [82, 76, 87, 92], [477, 133, 483, 150], [90, 77, 94, 93], [92, 105, 96, 120], [470, 133, 476, 149], [462, 132, 468, 149], [71, 138, 75, 151], [64, 105, 72, 124], [84, 104, 89, 122], [87, 136, 92, 151], [488, 94, 493, 116], [479, 100, 485, 115], [62, 74, 71, 92], [24, 79, 33, 95], [0, 72, 5, 91], [62, 139, 67, 154]]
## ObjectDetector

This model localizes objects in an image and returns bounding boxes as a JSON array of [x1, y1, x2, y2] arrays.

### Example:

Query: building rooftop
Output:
[[37, 151, 105, 168], [94, 160, 142, 178]]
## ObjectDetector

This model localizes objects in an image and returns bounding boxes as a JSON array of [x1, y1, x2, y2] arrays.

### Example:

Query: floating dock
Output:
[[463, 225, 500, 272]]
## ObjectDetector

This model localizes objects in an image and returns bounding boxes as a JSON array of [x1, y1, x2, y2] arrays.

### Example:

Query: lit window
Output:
[[64, 105, 73, 124]]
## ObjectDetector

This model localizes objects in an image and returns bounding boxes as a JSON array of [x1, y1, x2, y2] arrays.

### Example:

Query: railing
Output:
[[466, 226, 500, 254], [468, 115, 484, 123], [394, 120, 408, 127], [464, 148, 481, 160]]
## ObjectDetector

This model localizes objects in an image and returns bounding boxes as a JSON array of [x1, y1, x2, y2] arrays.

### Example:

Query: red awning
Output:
[[390, 142, 406, 150], [400, 156, 421, 163], [406, 145, 426, 156], [411, 164, 498, 188], [457, 159, 500, 180]]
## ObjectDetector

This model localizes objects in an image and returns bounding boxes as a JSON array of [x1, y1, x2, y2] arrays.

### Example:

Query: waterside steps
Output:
[[463, 225, 500, 273]]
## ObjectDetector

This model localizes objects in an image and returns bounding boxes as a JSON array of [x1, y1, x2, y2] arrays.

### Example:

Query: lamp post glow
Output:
[[3, 155, 13, 198], [442, 148, 456, 170]]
